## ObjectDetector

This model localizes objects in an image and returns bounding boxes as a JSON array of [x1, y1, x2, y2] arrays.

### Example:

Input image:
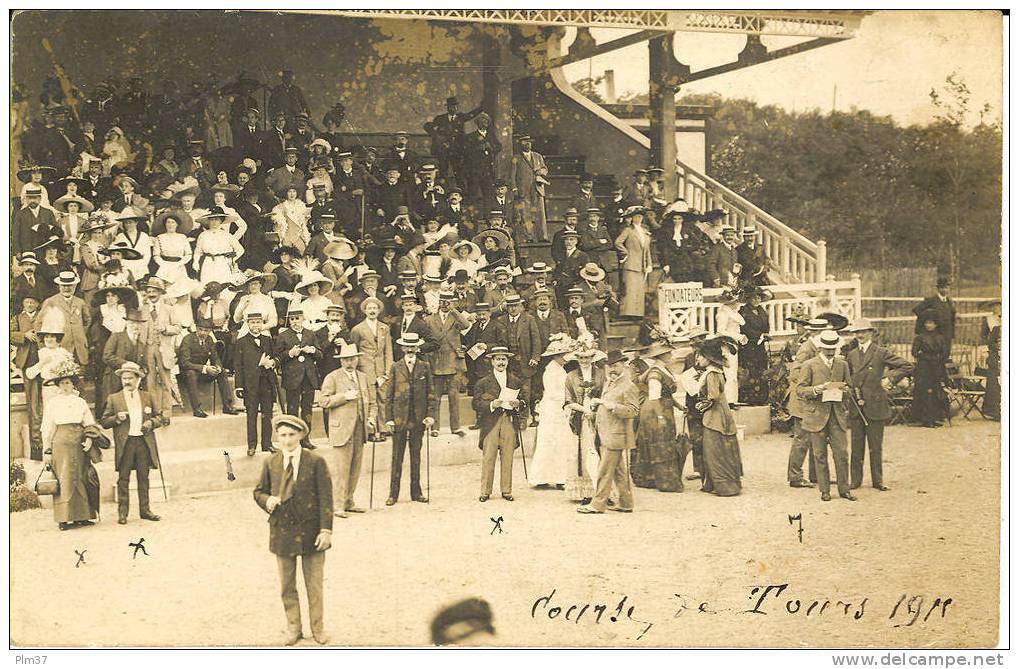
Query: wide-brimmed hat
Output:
[[34, 235, 65, 253], [17, 164, 56, 183], [451, 239, 481, 260], [116, 206, 148, 223], [37, 308, 66, 337], [336, 343, 361, 359], [310, 138, 333, 154], [622, 205, 648, 218], [485, 345, 513, 359], [79, 215, 116, 235], [541, 335, 578, 358], [238, 272, 278, 292], [396, 332, 425, 348], [719, 289, 743, 305], [92, 285, 139, 309], [272, 245, 301, 263], [113, 361, 147, 379], [196, 206, 236, 225], [201, 281, 227, 301], [164, 277, 203, 301], [42, 359, 82, 387], [604, 349, 627, 366], [323, 239, 357, 261], [845, 318, 877, 333], [360, 296, 385, 314], [693, 338, 726, 367], [816, 330, 842, 350], [803, 318, 830, 332], [53, 270, 81, 286], [152, 210, 194, 236], [474, 229, 509, 250], [815, 311, 850, 332], [567, 346, 607, 363], [52, 194, 95, 213], [579, 263, 605, 283], [271, 414, 309, 437], [100, 240, 144, 260], [502, 294, 524, 307], [140, 276, 168, 293]]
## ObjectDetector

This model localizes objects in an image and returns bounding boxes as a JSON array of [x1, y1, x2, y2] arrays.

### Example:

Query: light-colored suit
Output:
[[350, 318, 393, 425], [590, 374, 640, 511], [796, 354, 852, 496], [320, 367, 378, 510]]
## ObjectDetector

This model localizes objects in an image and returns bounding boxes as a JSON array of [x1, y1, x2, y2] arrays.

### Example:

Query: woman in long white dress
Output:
[[151, 212, 193, 285], [193, 207, 244, 285], [527, 335, 580, 487], [563, 342, 606, 502], [714, 291, 748, 405]]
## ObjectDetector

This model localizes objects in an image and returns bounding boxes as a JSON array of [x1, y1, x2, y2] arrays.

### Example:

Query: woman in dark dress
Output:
[[693, 338, 743, 496], [981, 301, 1001, 420], [911, 310, 949, 427], [739, 288, 771, 405], [629, 355, 685, 492]]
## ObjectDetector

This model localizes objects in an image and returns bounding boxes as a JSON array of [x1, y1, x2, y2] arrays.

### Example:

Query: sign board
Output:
[[658, 282, 704, 305]]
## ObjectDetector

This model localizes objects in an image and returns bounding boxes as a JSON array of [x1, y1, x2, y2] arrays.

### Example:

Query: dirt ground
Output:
[[10, 420, 1001, 648]]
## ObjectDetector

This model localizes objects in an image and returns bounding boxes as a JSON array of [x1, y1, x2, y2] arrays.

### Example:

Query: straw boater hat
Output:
[[18, 251, 40, 266], [845, 318, 876, 333], [502, 294, 524, 308], [323, 239, 358, 261], [566, 344, 607, 363], [451, 239, 481, 260], [42, 359, 82, 387], [803, 318, 830, 332], [579, 262, 606, 283], [53, 194, 95, 213], [360, 296, 385, 314], [424, 273, 444, 284], [100, 239, 144, 260], [816, 330, 842, 350], [526, 262, 552, 274], [113, 361, 147, 379], [485, 345, 513, 359], [438, 290, 457, 302], [271, 414, 309, 437], [141, 276, 168, 294], [359, 270, 381, 282], [564, 286, 585, 300], [396, 331, 425, 348], [53, 270, 81, 287], [152, 210, 194, 236]]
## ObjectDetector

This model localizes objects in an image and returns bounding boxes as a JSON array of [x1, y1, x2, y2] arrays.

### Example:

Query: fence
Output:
[[833, 267, 937, 297], [862, 296, 994, 347]]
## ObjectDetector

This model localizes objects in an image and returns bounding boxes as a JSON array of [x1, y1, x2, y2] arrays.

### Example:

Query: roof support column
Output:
[[648, 34, 688, 200]]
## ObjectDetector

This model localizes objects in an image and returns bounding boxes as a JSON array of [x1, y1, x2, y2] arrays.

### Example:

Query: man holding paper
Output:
[[473, 346, 530, 502], [795, 330, 856, 502]]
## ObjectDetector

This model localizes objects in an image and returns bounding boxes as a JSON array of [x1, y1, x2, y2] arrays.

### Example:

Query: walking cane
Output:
[[151, 418, 169, 502], [849, 386, 870, 427], [359, 192, 366, 243], [516, 411, 529, 480], [425, 421, 431, 503]]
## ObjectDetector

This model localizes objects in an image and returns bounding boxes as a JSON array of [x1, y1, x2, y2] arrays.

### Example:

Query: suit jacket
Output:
[[13, 206, 59, 255], [111, 193, 150, 213], [320, 367, 378, 447], [178, 331, 223, 372], [387, 358, 434, 431], [530, 308, 569, 351], [11, 275, 48, 312], [594, 375, 640, 450], [510, 151, 548, 199], [274, 327, 321, 390], [233, 332, 278, 398], [261, 127, 289, 169], [551, 248, 591, 291], [845, 344, 912, 422], [463, 317, 507, 364], [232, 124, 262, 160], [578, 222, 619, 271], [615, 224, 653, 273], [265, 166, 307, 199], [102, 331, 147, 385], [423, 310, 470, 374], [461, 131, 501, 176], [37, 295, 90, 364], [390, 313, 437, 361], [569, 189, 598, 215], [563, 306, 603, 341], [473, 371, 529, 444], [913, 296, 957, 341], [350, 318, 393, 381], [100, 389, 165, 472], [382, 147, 420, 182], [521, 282, 559, 311], [423, 108, 481, 157], [565, 366, 606, 418], [371, 180, 412, 221], [796, 355, 852, 433], [500, 313, 542, 378], [707, 242, 738, 287], [253, 449, 333, 556], [786, 336, 817, 419], [10, 311, 40, 370]]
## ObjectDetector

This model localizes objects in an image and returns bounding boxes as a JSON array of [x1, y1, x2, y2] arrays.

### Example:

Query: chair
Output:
[[944, 362, 988, 420], [887, 378, 913, 426]]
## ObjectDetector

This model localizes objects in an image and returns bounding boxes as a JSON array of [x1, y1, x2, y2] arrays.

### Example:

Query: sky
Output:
[[562, 10, 1003, 127]]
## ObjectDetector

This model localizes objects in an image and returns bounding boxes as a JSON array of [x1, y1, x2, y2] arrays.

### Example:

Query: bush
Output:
[[10, 484, 41, 512], [10, 461, 26, 487]]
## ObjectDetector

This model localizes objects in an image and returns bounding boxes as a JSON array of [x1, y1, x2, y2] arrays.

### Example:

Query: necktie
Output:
[[572, 310, 579, 317], [281, 458, 295, 503]]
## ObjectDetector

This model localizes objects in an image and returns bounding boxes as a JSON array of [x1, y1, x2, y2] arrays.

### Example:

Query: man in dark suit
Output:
[[528, 287, 569, 423], [101, 309, 149, 409], [912, 276, 957, 346], [499, 295, 541, 421], [423, 96, 483, 184], [234, 312, 280, 456], [795, 330, 856, 502], [844, 319, 912, 491], [568, 173, 598, 217], [385, 332, 435, 505], [472, 346, 529, 501], [179, 140, 216, 191], [275, 305, 322, 449], [232, 107, 263, 161], [332, 151, 368, 231], [410, 164, 445, 224], [383, 131, 419, 183], [178, 318, 238, 418], [11, 253, 48, 310], [561, 286, 601, 342], [100, 362, 168, 525], [253, 414, 333, 646], [437, 186, 475, 238], [461, 112, 501, 205], [390, 291, 436, 361], [261, 112, 289, 170], [14, 186, 60, 254], [371, 163, 412, 224], [551, 230, 591, 307], [265, 147, 306, 200], [462, 301, 507, 397]]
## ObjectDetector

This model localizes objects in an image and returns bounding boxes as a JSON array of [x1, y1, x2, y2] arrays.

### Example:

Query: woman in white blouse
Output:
[[111, 207, 153, 281], [193, 208, 244, 285], [26, 309, 76, 408], [152, 212, 193, 285], [40, 361, 99, 530], [447, 240, 481, 279], [271, 186, 311, 254], [295, 271, 334, 331]]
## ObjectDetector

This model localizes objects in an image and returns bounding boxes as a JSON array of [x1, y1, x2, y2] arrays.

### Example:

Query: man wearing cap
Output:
[[320, 343, 377, 516], [385, 332, 436, 505], [473, 346, 529, 501], [786, 317, 828, 488], [844, 319, 911, 491], [101, 361, 168, 525], [253, 413, 333, 646], [424, 96, 483, 183], [14, 186, 60, 255], [510, 135, 549, 242], [38, 271, 90, 366], [736, 226, 770, 286], [178, 318, 239, 418], [12, 253, 47, 308], [424, 292, 472, 437], [579, 350, 640, 514], [275, 305, 322, 449], [383, 131, 420, 183], [912, 277, 957, 347], [796, 330, 856, 502], [462, 112, 501, 204], [234, 311, 280, 456]]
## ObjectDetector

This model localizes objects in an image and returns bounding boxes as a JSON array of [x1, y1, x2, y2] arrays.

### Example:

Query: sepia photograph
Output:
[[5, 5, 1007, 660]]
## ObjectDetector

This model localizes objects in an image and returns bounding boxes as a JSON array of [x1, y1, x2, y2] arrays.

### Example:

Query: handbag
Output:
[[34, 464, 60, 497]]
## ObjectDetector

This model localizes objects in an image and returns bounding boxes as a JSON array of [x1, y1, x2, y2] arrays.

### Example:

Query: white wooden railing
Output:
[[674, 158, 826, 284], [658, 277, 861, 339]]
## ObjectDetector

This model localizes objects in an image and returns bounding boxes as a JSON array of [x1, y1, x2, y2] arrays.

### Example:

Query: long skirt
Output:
[[565, 416, 599, 501], [701, 427, 743, 497], [620, 269, 647, 317], [632, 399, 685, 492], [528, 405, 574, 486], [912, 359, 946, 425], [52, 424, 95, 523]]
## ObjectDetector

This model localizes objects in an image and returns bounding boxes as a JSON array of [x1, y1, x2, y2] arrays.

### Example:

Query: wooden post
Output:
[[815, 240, 828, 283], [648, 34, 683, 200]]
